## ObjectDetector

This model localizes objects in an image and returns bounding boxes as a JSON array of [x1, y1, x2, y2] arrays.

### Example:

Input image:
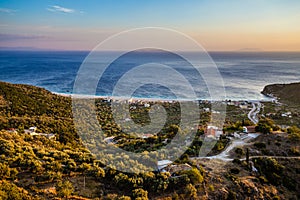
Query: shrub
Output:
[[254, 158, 284, 186], [132, 188, 148, 200], [184, 184, 197, 199], [118, 196, 131, 200], [229, 168, 240, 174], [55, 180, 74, 198], [0, 180, 32, 200], [208, 184, 215, 192], [184, 168, 203, 185], [235, 147, 244, 156], [258, 176, 268, 184], [254, 142, 266, 149]]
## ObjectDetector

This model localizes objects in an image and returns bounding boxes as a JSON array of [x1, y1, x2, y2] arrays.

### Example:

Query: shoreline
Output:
[[52, 91, 275, 103]]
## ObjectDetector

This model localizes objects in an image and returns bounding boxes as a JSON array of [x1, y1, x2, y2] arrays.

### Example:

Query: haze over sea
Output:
[[0, 51, 300, 101]]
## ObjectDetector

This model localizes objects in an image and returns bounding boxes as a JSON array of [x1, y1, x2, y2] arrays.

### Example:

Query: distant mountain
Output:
[[262, 82, 300, 105], [236, 48, 264, 52], [0, 46, 57, 51]]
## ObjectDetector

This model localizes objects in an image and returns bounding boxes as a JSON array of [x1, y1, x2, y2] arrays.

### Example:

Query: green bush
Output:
[[0, 180, 32, 200], [184, 184, 197, 199], [55, 180, 74, 198], [254, 158, 284, 186], [132, 188, 148, 200], [184, 168, 204, 185]]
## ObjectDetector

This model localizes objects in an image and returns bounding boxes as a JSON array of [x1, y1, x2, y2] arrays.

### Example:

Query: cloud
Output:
[[47, 5, 78, 14], [0, 8, 17, 14]]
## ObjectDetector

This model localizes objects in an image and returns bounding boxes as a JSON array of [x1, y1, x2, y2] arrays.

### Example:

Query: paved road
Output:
[[248, 102, 261, 124], [194, 133, 260, 161], [242, 156, 300, 160], [193, 132, 300, 162]]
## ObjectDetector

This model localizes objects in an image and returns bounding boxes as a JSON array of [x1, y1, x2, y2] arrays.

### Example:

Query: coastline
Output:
[[52, 91, 274, 103]]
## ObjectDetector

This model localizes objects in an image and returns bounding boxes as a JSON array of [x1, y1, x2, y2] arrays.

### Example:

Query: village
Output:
[[5, 98, 296, 179]]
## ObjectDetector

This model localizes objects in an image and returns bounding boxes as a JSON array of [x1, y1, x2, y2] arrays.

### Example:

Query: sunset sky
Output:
[[1, 0, 300, 51]]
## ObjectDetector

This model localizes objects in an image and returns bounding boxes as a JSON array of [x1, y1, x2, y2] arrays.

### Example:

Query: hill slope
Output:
[[0, 81, 299, 199], [0, 81, 77, 144], [262, 82, 300, 105]]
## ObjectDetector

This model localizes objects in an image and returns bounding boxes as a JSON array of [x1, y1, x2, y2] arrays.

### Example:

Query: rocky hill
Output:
[[262, 82, 300, 105]]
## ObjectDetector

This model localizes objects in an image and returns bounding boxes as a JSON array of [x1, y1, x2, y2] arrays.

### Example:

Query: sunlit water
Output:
[[0, 51, 299, 101]]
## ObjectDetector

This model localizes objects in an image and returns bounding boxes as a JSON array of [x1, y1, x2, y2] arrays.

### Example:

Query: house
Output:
[[7, 128, 17, 133], [25, 127, 38, 136], [281, 112, 292, 118], [142, 134, 154, 139], [39, 133, 56, 139], [243, 126, 256, 133], [203, 107, 210, 112], [29, 126, 37, 133], [157, 160, 173, 172], [205, 126, 223, 139], [239, 104, 248, 109], [226, 101, 235, 106], [104, 136, 115, 144], [157, 160, 192, 176], [23, 127, 56, 139], [144, 103, 150, 108], [165, 163, 192, 175]]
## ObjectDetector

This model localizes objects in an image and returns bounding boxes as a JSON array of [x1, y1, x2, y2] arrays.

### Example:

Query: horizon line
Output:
[[1, 47, 300, 53]]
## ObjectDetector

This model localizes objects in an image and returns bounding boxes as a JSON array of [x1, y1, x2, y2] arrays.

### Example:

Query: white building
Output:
[[157, 160, 173, 172]]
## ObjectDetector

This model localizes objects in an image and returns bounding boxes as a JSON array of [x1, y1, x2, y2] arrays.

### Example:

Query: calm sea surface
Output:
[[0, 51, 300, 101]]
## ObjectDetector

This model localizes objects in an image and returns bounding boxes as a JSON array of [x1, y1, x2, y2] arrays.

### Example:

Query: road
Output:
[[242, 156, 300, 160], [194, 132, 300, 162], [248, 102, 261, 124], [195, 133, 260, 161]]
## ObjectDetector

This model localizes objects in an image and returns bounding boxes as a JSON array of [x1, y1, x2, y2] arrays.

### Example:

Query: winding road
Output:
[[194, 133, 300, 162], [195, 133, 260, 161], [192, 101, 300, 162], [248, 102, 261, 124]]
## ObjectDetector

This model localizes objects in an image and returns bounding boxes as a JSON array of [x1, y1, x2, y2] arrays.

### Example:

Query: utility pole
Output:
[[84, 176, 86, 189], [246, 148, 250, 169]]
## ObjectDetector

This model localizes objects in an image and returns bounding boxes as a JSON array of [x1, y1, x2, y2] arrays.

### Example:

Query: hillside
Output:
[[0, 81, 299, 199], [262, 82, 300, 105], [0, 81, 77, 144]]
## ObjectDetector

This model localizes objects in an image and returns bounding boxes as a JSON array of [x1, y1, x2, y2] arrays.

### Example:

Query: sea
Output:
[[0, 50, 300, 101]]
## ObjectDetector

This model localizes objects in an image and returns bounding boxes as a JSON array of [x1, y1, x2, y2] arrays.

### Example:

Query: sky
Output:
[[0, 0, 300, 51]]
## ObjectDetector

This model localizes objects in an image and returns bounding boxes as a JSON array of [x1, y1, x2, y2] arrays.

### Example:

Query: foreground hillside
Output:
[[0, 81, 299, 199], [0, 81, 77, 145], [262, 82, 300, 105]]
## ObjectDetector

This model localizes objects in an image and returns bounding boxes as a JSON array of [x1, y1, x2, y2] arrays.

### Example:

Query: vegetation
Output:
[[0, 81, 299, 199], [262, 82, 300, 106], [255, 118, 275, 134]]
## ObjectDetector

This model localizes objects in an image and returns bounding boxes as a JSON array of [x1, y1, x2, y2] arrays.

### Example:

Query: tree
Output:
[[184, 168, 204, 185], [0, 180, 32, 200], [255, 119, 275, 134], [55, 180, 74, 198], [184, 184, 197, 199], [132, 188, 148, 200], [255, 123, 272, 134], [287, 126, 300, 141], [0, 163, 10, 178]]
